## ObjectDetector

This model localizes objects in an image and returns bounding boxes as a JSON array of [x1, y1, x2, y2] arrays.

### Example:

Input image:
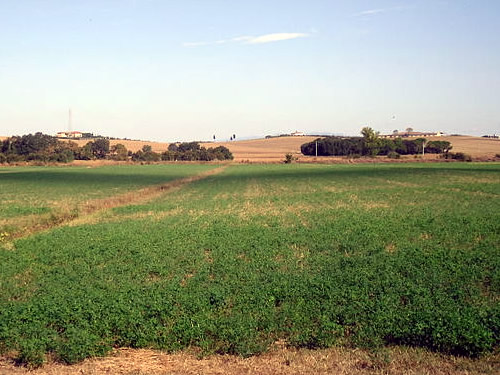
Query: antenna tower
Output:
[[68, 108, 72, 132]]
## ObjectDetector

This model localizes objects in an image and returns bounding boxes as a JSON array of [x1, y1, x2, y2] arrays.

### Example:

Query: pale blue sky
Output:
[[1, 0, 499, 141]]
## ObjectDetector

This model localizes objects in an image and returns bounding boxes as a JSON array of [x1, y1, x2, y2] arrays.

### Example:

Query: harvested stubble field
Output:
[[0, 162, 499, 374]]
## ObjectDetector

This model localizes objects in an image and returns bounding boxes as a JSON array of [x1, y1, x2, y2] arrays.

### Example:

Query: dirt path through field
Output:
[[5, 166, 226, 242]]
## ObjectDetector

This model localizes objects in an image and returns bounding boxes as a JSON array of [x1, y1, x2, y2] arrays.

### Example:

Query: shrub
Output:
[[6, 153, 25, 163], [177, 142, 201, 153], [159, 144, 233, 161], [442, 152, 473, 162], [168, 143, 179, 152], [426, 141, 452, 154], [90, 139, 110, 159], [387, 151, 400, 159], [301, 137, 363, 157], [110, 144, 129, 161], [131, 150, 161, 162], [210, 146, 233, 161], [51, 149, 75, 163], [161, 151, 177, 161], [17, 340, 46, 369], [26, 153, 48, 162], [284, 153, 294, 164], [453, 152, 471, 162], [56, 328, 111, 364]]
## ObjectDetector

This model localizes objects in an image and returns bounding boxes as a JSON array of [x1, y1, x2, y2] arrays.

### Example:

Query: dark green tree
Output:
[[110, 144, 129, 161], [90, 139, 110, 159], [168, 143, 179, 152], [361, 127, 381, 156], [177, 142, 201, 153]]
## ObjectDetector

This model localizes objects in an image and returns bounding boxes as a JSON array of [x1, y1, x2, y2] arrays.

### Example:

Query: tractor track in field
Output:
[[3, 166, 226, 244]]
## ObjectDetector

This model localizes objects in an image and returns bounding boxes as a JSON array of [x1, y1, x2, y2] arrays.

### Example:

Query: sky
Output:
[[1, 0, 499, 142]]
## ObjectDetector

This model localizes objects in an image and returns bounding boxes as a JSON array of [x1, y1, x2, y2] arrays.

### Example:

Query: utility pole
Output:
[[315, 141, 318, 157]]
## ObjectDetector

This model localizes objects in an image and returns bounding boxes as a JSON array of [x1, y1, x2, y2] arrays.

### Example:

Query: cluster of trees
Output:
[[130, 142, 233, 162], [0, 133, 233, 164], [160, 142, 233, 161], [301, 127, 452, 157], [1, 133, 78, 163], [0, 134, 124, 163]]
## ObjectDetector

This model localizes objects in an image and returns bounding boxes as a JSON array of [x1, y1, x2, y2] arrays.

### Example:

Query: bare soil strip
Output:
[[1, 347, 498, 375], [5, 166, 226, 241]]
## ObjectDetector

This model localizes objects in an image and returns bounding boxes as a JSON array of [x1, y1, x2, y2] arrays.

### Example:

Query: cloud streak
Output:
[[352, 5, 413, 17], [183, 32, 309, 47], [247, 32, 309, 44], [353, 8, 387, 16]]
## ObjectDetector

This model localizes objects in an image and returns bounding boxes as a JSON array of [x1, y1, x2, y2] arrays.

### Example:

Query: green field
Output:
[[0, 164, 215, 239], [0, 163, 499, 367]]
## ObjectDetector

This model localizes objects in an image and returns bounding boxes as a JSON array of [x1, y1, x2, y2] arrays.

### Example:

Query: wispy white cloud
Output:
[[353, 8, 387, 17], [183, 32, 309, 47], [247, 32, 308, 44], [352, 5, 413, 17]]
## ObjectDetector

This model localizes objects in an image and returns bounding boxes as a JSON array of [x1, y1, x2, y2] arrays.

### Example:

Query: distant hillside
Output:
[[64, 139, 171, 153], [204, 135, 499, 161], [63, 136, 319, 162], [2, 135, 499, 162], [201, 136, 319, 162], [433, 136, 500, 158]]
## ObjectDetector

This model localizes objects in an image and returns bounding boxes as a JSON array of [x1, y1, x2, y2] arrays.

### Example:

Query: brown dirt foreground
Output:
[[1, 347, 498, 375]]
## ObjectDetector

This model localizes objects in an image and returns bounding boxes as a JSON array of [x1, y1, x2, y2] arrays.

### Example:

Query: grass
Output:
[[0, 164, 216, 239], [0, 162, 499, 367]]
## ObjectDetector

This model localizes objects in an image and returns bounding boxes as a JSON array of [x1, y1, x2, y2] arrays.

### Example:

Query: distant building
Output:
[[290, 131, 305, 136], [56, 131, 83, 139], [380, 131, 443, 139]]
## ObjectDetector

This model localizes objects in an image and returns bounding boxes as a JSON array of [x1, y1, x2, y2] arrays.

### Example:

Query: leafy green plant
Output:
[[0, 163, 498, 366]]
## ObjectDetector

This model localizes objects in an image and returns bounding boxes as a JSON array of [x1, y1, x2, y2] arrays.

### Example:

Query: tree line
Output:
[[0, 133, 233, 164], [131, 142, 233, 162], [301, 127, 452, 157]]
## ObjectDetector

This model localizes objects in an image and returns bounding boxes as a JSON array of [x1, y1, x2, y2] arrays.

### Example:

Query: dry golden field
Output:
[[436, 136, 500, 158], [202, 136, 319, 162], [67, 138, 171, 153]]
